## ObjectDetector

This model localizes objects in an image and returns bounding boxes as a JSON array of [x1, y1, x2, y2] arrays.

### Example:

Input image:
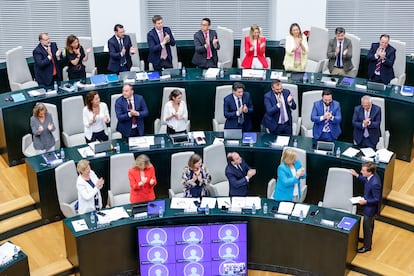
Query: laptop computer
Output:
[[119, 71, 137, 80], [224, 129, 243, 140], [162, 69, 181, 77], [90, 74, 107, 85], [291, 72, 304, 82], [169, 133, 189, 144], [316, 141, 335, 153], [93, 140, 112, 154], [367, 81, 386, 92]]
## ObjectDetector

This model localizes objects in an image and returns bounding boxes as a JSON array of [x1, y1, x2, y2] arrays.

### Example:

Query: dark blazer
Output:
[[115, 94, 149, 137], [107, 34, 133, 73], [327, 37, 353, 73], [311, 99, 342, 140], [223, 92, 254, 131], [33, 42, 61, 86], [147, 27, 176, 69], [192, 29, 220, 68], [357, 173, 382, 216], [261, 89, 296, 133], [352, 104, 381, 147], [225, 160, 251, 197], [367, 42, 396, 84]]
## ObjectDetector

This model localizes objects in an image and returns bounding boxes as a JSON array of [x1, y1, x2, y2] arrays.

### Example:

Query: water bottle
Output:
[[252, 203, 256, 215], [90, 211, 96, 225], [262, 70, 267, 80], [299, 210, 304, 221], [159, 206, 164, 218], [219, 66, 224, 78], [303, 72, 308, 83], [189, 132, 194, 144], [293, 138, 298, 148], [53, 81, 58, 91], [336, 147, 341, 158], [181, 66, 186, 77], [205, 204, 209, 215], [60, 148, 65, 160], [115, 142, 120, 154], [13, 245, 19, 259], [374, 153, 380, 164], [160, 137, 165, 148], [263, 202, 268, 214], [310, 73, 315, 84]]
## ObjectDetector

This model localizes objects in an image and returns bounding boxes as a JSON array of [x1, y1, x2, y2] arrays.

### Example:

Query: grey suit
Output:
[[30, 113, 56, 151], [327, 37, 353, 73]]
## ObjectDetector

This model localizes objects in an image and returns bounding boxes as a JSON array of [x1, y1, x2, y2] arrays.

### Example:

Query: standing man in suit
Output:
[[192, 18, 220, 68], [107, 24, 136, 74], [261, 79, 296, 135], [147, 15, 176, 71], [311, 89, 342, 142], [224, 82, 254, 131], [115, 84, 149, 139], [33, 33, 62, 86], [352, 95, 381, 150], [367, 34, 396, 84], [327, 27, 353, 76], [225, 152, 256, 197], [350, 162, 382, 253]]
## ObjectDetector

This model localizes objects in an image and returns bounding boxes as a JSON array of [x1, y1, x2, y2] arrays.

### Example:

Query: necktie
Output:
[[120, 39, 126, 66], [205, 32, 212, 59], [237, 98, 244, 124], [159, 31, 168, 60], [323, 106, 330, 132], [238, 165, 243, 172], [278, 94, 286, 124], [128, 99, 137, 125], [48, 46, 57, 76], [336, 41, 342, 67], [364, 110, 369, 138], [375, 48, 382, 74]]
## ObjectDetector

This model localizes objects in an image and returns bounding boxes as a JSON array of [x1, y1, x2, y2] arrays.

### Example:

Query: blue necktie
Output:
[[336, 41, 342, 67], [237, 98, 244, 125], [120, 39, 126, 66]]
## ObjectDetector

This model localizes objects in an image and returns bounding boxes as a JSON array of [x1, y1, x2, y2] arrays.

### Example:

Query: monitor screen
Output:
[[137, 222, 247, 276]]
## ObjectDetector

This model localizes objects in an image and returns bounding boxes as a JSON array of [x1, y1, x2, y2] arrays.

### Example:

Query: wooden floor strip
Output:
[[0, 209, 41, 234], [0, 195, 35, 216]]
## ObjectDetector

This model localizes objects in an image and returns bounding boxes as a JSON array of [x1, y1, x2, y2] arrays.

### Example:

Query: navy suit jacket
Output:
[[311, 99, 342, 140], [225, 160, 251, 197], [107, 34, 133, 73], [33, 42, 61, 86], [223, 92, 254, 131], [192, 29, 220, 68], [367, 42, 396, 84], [115, 94, 149, 137], [357, 173, 382, 216], [147, 27, 176, 69], [352, 104, 381, 147], [261, 89, 297, 133]]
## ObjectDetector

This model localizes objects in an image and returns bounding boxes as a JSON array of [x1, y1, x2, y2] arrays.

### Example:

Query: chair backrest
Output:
[[307, 26, 329, 62], [170, 44, 180, 69], [6, 46, 37, 91], [217, 26, 234, 68], [126, 32, 142, 69], [323, 167, 354, 213], [55, 160, 78, 217], [110, 153, 135, 195], [344, 33, 361, 77], [301, 90, 323, 135], [62, 95, 85, 136], [239, 27, 251, 65], [111, 93, 122, 139], [43, 102, 61, 149], [371, 96, 385, 140], [78, 37, 96, 76], [159, 87, 187, 123], [214, 85, 232, 127], [203, 143, 228, 184], [389, 39, 406, 82], [170, 151, 194, 196], [267, 178, 276, 199], [282, 83, 299, 128]]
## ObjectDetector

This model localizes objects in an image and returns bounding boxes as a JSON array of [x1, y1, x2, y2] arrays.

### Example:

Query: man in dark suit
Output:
[[33, 33, 62, 86], [352, 95, 381, 150], [311, 89, 342, 141], [224, 82, 254, 131], [367, 34, 396, 84], [327, 27, 353, 76], [192, 18, 220, 68], [107, 24, 136, 74], [225, 152, 256, 197], [350, 162, 382, 253], [262, 79, 297, 135], [115, 84, 149, 139], [147, 15, 176, 71]]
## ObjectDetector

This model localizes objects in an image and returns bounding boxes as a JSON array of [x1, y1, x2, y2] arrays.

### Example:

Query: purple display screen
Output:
[[137, 222, 247, 276]]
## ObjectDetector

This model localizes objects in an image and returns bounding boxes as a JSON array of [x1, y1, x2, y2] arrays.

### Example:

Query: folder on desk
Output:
[[242, 132, 257, 144], [90, 74, 107, 85], [337, 216, 357, 231], [147, 71, 160, 80]]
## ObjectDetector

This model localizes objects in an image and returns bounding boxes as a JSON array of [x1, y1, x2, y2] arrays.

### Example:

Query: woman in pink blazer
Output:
[[241, 24, 268, 69]]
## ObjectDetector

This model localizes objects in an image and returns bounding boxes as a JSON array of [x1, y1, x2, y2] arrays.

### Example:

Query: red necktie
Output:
[[205, 32, 211, 59], [159, 31, 167, 60], [128, 99, 137, 125], [375, 48, 383, 74]]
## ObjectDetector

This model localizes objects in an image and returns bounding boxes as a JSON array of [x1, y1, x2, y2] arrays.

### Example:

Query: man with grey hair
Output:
[[327, 27, 353, 76], [352, 95, 381, 149]]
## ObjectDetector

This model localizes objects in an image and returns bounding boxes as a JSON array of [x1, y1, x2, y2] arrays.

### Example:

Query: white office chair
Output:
[[127, 32, 145, 72], [237, 27, 271, 68], [371, 97, 390, 149], [282, 84, 302, 136], [212, 85, 232, 131], [282, 147, 308, 202], [108, 153, 135, 206], [318, 167, 356, 214], [217, 26, 234, 68], [389, 39, 406, 86], [154, 87, 190, 134], [345, 33, 361, 77], [267, 178, 276, 199], [300, 90, 323, 137], [203, 143, 230, 196], [55, 160, 78, 218], [6, 46, 38, 91], [61, 95, 86, 147], [110, 93, 123, 140], [169, 151, 194, 198], [305, 26, 329, 73]]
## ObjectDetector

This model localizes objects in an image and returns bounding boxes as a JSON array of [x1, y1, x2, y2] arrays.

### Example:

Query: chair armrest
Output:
[[300, 125, 308, 137], [186, 121, 191, 132], [62, 66, 69, 81], [61, 132, 71, 147], [148, 63, 154, 71], [237, 58, 242, 68], [140, 60, 145, 71], [108, 191, 115, 207], [10, 82, 23, 91], [384, 130, 390, 149], [91, 67, 97, 76], [168, 189, 175, 198], [318, 201, 323, 207], [154, 118, 161, 134], [177, 61, 182, 69], [294, 117, 302, 136], [212, 119, 219, 131], [60, 203, 77, 218]]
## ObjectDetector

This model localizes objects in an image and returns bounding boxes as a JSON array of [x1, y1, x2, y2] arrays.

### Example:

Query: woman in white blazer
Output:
[[76, 159, 104, 214], [83, 91, 110, 143]]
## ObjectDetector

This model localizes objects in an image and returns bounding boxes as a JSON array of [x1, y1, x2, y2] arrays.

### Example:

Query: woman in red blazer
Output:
[[128, 154, 157, 203], [241, 24, 268, 69]]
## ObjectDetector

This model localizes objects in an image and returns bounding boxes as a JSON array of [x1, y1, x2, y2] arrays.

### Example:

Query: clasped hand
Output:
[[96, 177, 104, 189], [323, 111, 332, 120]]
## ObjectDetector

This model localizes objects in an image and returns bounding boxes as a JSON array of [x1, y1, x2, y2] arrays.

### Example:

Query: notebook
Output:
[[242, 132, 257, 144], [105, 73, 119, 83], [119, 71, 137, 80], [339, 77, 355, 87], [90, 74, 107, 85], [162, 68, 181, 77], [224, 129, 242, 140], [316, 141, 335, 153], [367, 81, 385, 91], [93, 140, 112, 154], [337, 217, 358, 231]]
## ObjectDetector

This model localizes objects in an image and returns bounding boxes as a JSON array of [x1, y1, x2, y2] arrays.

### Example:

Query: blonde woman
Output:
[[76, 159, 104, 214], [241, 24, 268, 69], [30, 102, 56, 152], [273, 148, 306, 201], [128, 154, 157, 203], [283, 23, 308, 71]]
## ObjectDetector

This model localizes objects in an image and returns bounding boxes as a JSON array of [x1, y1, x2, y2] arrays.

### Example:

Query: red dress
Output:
[[241, 36, 268, 69], [128, 165, 157, 203]]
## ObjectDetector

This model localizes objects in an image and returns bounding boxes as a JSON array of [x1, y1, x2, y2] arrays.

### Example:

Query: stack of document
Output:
[[71, 219, 89, 232], [200, 197, 217, 208], [270, 71, 288, 81], [129, 136, 155, 148], [342, 147, 361, 158], [270, 136, 290, 147], [350, 196, 364, 204], [96, 207, 129, 224], [170, 198, 200, 209], [291, 203, 310, 218], [192, 131, 206, 145], [204, 68, 220, 79], [230, 196, 261, 209], [0, 242, 20, 265], [277, 202, 295, 215], [28, 88, 46, 97], [242, 69, 266, 79]]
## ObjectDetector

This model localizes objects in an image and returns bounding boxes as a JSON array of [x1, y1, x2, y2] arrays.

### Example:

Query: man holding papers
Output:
[[350, 162, 382, 253], [225, 152, 256, 197]]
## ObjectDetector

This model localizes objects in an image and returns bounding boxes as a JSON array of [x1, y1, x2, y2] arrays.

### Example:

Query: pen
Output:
[[314, 210, 320, 216]]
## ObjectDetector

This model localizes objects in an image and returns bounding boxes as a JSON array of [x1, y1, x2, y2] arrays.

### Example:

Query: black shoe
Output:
[[358, 247, 371, 253]]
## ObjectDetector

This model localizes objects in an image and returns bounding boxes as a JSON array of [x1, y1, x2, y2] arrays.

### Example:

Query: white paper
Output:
[[136, 72, 149, 81], [291, 203, 310, 217], [342, 147, 360, 158], [277, 202, 295, 215], [217, 197, 231, 208], [77, 146, 95, 158], [350, 196, 364, 204], [272, 136, 290, 147], [28, 88, 46, 97], [270, 71, 288, 81], [213, 138, 224, 144], [205, 68, 220, 78], [355, 84, 367, 91], [244, 196, 261, 209], [361, 147, 376, 157], [170, 198, 198, 209], [242, 69, 265, 79], [192, 131, 206, 145], [376, 148, 394, 163], [71, 219, 89, 232], [98, 207, 129, 224], [129, 136, 154, 148], [200, 197, 217, 208], [230, 197, 246, 209]]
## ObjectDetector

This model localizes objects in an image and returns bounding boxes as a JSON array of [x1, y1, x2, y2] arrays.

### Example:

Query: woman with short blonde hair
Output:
[[76, 159, 104, 214], [128, 154, 157, 203]]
